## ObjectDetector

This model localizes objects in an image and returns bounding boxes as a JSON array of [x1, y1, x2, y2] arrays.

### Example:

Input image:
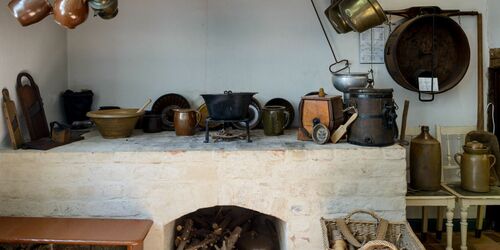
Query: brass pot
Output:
[[8, 0, 52, 27], [410, 126, 441, 191], [53, 0, 89, 29], [324, 0, 352, 34], [88, 0, 114, 10], [455, 141, 496, 192], [338, 0, 387, 33], [94, 0, 118, 19], [173, 109, 200, 136]]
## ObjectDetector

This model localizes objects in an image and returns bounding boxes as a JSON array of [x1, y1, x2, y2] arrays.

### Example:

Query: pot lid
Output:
[[202, 91, 258, 96], [333, 72, 369, 77], [465, 141, 487, 150]]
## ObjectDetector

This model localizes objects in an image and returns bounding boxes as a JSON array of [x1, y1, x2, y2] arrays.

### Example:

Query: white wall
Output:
[[0, 9, 68, 147], [488, 0, 500, 48], [68, 0, 489, 130]]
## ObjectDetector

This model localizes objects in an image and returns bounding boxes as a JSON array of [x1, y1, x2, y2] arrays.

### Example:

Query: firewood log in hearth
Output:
[[176, 207, 278, 250], [225, 226, 242, 249], [176, 219, 194, 250]]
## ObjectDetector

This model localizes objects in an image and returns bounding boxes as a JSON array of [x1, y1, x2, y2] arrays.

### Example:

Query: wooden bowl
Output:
[[87, 109, 144, 139]]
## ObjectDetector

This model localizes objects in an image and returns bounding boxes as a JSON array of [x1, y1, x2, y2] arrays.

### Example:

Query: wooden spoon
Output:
[[331, 110, 358, 144], [137, 98, 152, 114]]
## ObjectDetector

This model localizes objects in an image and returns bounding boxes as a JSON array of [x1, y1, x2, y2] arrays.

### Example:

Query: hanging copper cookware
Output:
[[96, 0, 118, 20], [324, 0, 352, 34], [53, 0, 89, 29], [88, 0, 118, 19], [88, 0, 113, 9], [338, 0, 387, 33], [8, 0, 52, 27], [385, 13, 470, 100]]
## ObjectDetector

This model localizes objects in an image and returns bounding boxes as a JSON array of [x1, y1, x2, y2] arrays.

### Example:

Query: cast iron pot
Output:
[[201, 91, 257, 120], [142, 111, 163, 133]]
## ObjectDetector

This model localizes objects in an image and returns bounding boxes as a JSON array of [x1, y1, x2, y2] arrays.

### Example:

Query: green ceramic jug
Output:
[[262, 106, 289, 136], [455, 141, 496, 192]]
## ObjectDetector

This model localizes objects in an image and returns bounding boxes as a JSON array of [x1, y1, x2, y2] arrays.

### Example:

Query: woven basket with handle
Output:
[[321, 210, 425, 250]]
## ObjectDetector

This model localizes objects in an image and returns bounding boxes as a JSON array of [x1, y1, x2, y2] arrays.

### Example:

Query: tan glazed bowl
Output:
[[87, 109, 144, 139]]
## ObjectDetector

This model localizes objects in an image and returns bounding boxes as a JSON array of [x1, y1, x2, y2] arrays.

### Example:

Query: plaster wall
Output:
[[68, 0, 489, 130], [488, 0, 500, 49], [0, 8, 68, 147]]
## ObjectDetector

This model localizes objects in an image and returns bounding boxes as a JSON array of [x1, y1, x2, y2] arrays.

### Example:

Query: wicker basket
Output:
[[321, 210, 425, 250]]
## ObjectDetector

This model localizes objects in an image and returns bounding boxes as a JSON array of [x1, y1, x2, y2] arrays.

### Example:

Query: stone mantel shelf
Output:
[[0, 129, 407, 250], [1, 129, 402, 153]]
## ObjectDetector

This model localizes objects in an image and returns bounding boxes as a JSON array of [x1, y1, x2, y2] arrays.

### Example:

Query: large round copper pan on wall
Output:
[[385, 14, 470, 94]]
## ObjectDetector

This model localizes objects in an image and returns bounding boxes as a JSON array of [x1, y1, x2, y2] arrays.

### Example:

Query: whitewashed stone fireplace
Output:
[[0, 130, 406, 249]]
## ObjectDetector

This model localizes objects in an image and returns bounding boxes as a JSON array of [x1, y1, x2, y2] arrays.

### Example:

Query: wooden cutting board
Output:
[[2, 88, 24, 149], [16, 72, 50, 141]]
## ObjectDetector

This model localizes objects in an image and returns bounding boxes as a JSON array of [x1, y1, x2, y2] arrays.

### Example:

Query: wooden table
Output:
[[0, 217, 153, 250], [406, 186, 456, 250], [442, 184, 500, 250]]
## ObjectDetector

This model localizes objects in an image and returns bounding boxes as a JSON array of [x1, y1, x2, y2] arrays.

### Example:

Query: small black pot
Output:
[[201, 91, 257, 120], [142, 112, 163, 133]]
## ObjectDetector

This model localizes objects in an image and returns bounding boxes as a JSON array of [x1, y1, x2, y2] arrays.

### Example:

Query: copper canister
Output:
[[410, 126, 442, 191]]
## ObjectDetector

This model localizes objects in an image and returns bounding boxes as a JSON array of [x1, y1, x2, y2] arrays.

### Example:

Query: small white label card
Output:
[[418, 77, 439, 92]]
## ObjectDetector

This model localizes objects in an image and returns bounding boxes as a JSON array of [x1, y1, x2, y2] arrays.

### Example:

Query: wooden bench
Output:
[[0, 217, 153, 250]]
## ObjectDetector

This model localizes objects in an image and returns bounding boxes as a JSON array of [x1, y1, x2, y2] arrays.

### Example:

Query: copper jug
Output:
[[53, 0, 89, 29], [455, 141, 496, 192], [410, 126, 442, 191], [173, 109, 199, 136]]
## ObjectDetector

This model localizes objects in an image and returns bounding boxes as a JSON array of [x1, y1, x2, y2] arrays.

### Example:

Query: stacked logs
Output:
[[174, 206, 276, 250]]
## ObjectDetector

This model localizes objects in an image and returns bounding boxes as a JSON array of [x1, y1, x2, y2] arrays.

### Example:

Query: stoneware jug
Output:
[[262, 106, 289, 136], [410, 126, 442, 191], [8, 0, 52, 26], [455, 141, 496, 192], [53, 0, 89, 29], [173, 109, 199, 136]]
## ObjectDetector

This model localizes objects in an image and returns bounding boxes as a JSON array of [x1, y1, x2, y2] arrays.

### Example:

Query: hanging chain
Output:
[[388, 14, 393, 34], [310, 0, 349, 73], [370, 28, 374, 72], [311, 0, 338, 62]]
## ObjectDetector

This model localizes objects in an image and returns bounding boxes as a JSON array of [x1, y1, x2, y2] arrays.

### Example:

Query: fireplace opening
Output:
[[169, 206, 285, 250]]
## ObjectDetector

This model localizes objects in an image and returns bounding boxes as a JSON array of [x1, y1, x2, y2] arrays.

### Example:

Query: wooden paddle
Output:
[[2, 88, 24, 149], [330, 111, 358, 144]]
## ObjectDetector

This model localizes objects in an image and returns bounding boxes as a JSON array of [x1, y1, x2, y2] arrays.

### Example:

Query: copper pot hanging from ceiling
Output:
[[53, 0, 89, 29], [8, 0, 53, 26], [97, 0, 118, 19]]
